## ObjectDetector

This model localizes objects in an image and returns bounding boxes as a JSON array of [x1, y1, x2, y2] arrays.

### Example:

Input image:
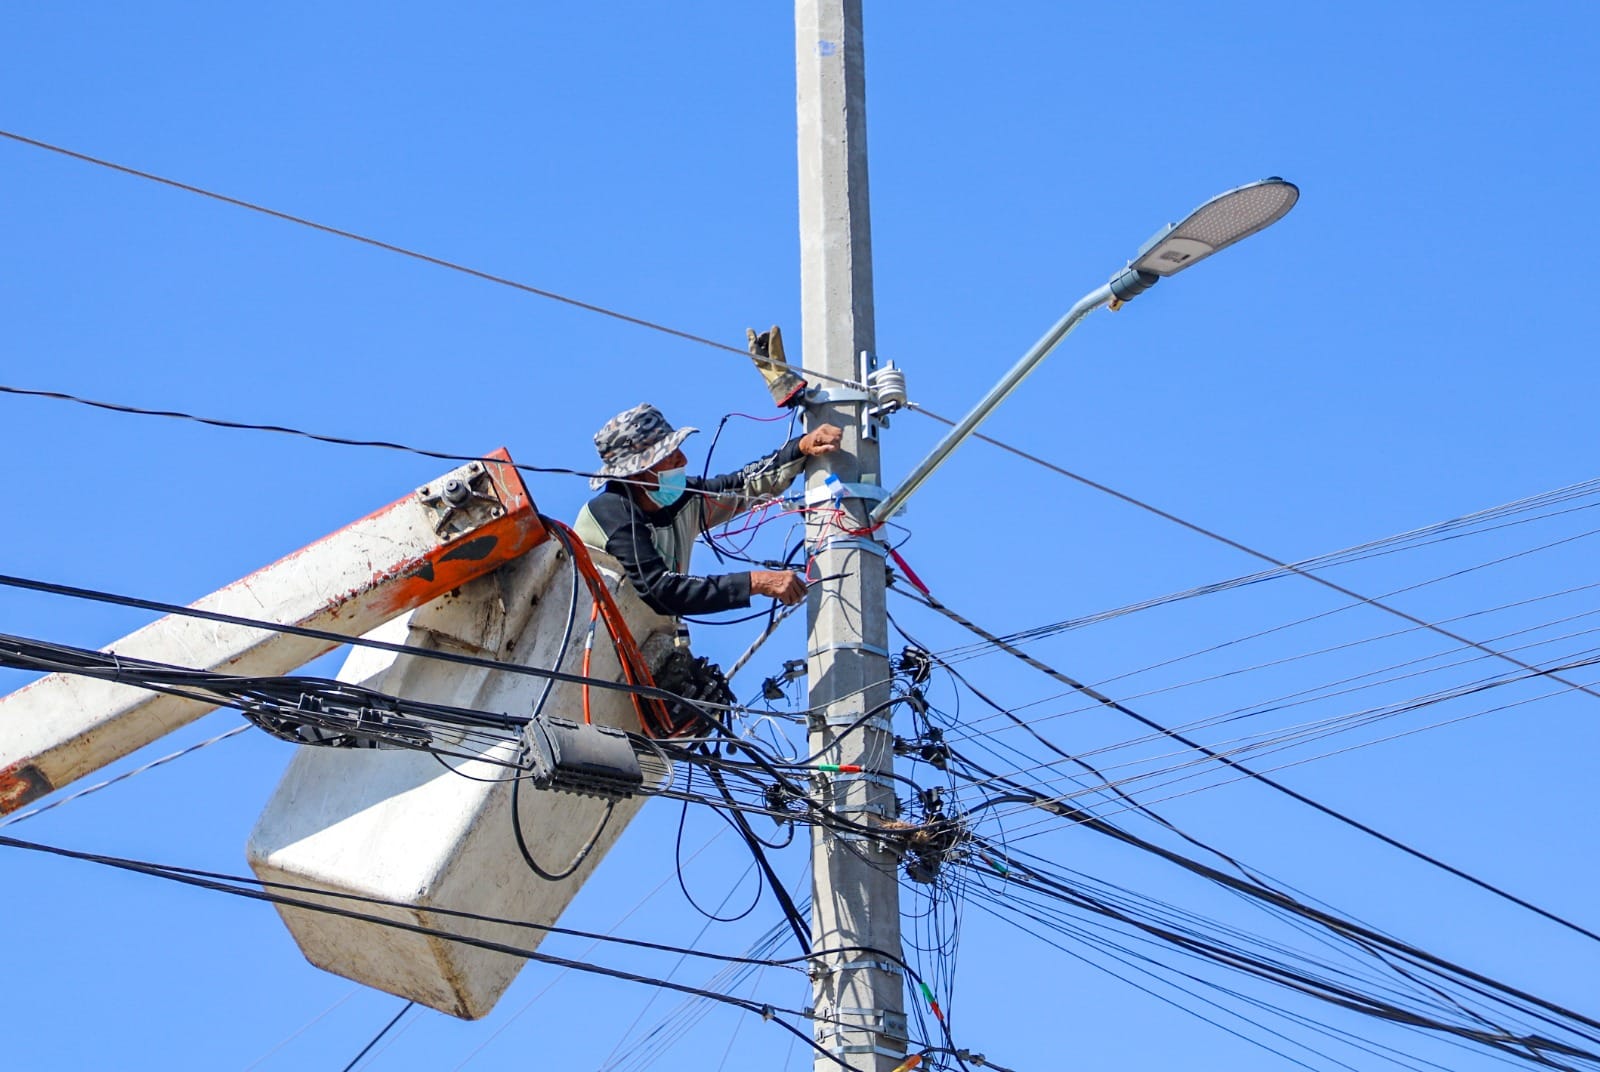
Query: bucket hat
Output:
[[590, 403, 699, 489]]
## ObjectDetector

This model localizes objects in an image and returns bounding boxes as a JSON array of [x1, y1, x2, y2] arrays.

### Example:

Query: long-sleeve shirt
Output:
[[573, 437, 807, 616]]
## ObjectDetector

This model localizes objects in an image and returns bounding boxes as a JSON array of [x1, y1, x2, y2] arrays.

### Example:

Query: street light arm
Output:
[[870, 178, 1297, 529], [869, 281, 1116, 526]]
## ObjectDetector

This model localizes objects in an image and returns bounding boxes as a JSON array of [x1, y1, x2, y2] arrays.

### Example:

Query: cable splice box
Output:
[[525, 715, 643, 799]]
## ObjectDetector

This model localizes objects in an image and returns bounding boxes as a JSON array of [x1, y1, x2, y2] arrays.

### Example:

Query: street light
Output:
[[869, 177, 1299, 526]]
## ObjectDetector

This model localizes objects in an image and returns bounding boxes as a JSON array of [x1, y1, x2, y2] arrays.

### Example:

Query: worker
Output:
[[574, 401, 843, 618]]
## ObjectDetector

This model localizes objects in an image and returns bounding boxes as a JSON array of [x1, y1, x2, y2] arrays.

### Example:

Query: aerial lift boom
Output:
[[0, 449, 679, 1017], [0, 450, 544, 814]]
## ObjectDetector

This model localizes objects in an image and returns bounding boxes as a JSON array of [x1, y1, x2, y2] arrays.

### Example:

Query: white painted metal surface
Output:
[[247, 543, 677, 1019]]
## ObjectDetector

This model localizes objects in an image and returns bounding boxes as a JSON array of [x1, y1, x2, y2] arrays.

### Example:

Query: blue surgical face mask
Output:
[[647, 466, 688, 508]]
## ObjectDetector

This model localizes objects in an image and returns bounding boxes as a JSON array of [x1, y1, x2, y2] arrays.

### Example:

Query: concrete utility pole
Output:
[[795, 2, 907, 1070]]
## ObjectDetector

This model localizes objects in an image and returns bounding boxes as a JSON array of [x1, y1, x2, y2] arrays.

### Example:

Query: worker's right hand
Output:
[[750, 570, 807, 606]]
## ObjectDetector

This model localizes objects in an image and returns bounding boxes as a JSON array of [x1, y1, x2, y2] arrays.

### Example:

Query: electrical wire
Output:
[[0, 623, 892, 846], [928, 478, 1600, 664], [913, 681, 1478, 1031], [446, 825, 734, 1071], [338, 1001, 415, 1072], [947, 622, 1600, 811], [0, 383, 799, 515], [953, 831, 1599, 1069], [508, 524, 619, 880], [0, 129, 864, 389], [942, 753, 1600, 1053], [892, 585, 1600, 946], [597, 858, 766, 1072], [0, 570, 737, 715], [0, 723, 250, 827], [674, 763, 766, 925], [242, 988, 360, 1071], [725, 601, 804, 682], [1011, 675, 1600, 835], [706, 765, 810, 954], [965, 579, 1600, 739], [905, 403, 1600, 709], [946, 635, 1600, 836], [0, 831, 885, 1071], [957, 880, 1521, 1072]]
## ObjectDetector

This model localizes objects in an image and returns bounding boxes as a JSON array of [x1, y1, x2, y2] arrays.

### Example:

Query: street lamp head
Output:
[[1131, 177, 1299, 277], [1109, 177, 1299, 301]]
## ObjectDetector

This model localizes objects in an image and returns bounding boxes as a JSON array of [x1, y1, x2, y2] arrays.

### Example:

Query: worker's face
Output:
[[642, 448, 688, 487]]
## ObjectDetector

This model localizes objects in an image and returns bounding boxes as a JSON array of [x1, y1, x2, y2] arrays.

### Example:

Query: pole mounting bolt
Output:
[[418, 463, 506, 537]]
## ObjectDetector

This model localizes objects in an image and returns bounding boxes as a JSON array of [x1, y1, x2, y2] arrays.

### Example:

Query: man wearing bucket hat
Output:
[[574, 402, 842, 617]]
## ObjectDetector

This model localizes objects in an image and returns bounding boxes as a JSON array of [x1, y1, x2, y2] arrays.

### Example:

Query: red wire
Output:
[[580, 602, 599, 724]]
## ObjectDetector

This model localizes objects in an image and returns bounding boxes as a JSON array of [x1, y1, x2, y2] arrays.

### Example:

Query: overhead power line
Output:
[[958, 845, 1600, 1072], [0, 566, 906, 734], [979, 649, 1600, 836], [929, 479, 1600, 665], [0, 723, 250, 827], [0, 614, 918, 840], [0, 571, 730, 713], [0, 128, 859, 389], [0, 382, 821, 517], [339, 1001, 415, 1072], [944, 754, 1600, 1070], [0, 383, 609, 479], [0, 831, 910, 1072], [949, 588, 1600, 756], [906, 403, 1600, 706], [892, 585, 1600, 948]]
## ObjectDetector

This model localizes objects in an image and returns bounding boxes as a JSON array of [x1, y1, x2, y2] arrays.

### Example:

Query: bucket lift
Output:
[[0, 449, 677, 1018]]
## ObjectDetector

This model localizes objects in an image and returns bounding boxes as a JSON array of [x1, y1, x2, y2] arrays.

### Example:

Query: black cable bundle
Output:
[[650, 649, 735, 738]]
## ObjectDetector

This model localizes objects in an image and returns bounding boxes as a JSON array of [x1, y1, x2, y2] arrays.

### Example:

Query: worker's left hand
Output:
[[799, 424, 843, 456]]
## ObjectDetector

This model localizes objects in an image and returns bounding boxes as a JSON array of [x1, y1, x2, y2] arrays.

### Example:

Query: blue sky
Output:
[[4, 3, 1600, 1070]]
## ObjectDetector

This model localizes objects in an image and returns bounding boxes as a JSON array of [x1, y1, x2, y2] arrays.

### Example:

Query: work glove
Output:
[[746, 325, 807, 408]]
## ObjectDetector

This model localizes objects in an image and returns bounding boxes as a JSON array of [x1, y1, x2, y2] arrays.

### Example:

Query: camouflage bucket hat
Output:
[[590, 403, 699, 489]]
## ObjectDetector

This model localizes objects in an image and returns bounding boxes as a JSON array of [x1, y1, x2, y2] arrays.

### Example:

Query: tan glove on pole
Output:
[[746, 325, 807, 408]]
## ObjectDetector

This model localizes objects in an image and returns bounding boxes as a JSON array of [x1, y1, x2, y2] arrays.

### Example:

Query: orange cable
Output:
[[549, 521, 675, 736]]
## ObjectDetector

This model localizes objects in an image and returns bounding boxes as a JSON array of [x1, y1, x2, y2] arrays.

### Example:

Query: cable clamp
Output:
[[825, 958, 905, 978], [833, 830, 900, 848], [805, 386, 873, 406], [807, 641, 891, 660], [826, 1009, 909, 1038], [822, 1044, 912, 1058], [822, 713, 892, 733], [810, 534, 888, 559], [804, 481, 888, 507]]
